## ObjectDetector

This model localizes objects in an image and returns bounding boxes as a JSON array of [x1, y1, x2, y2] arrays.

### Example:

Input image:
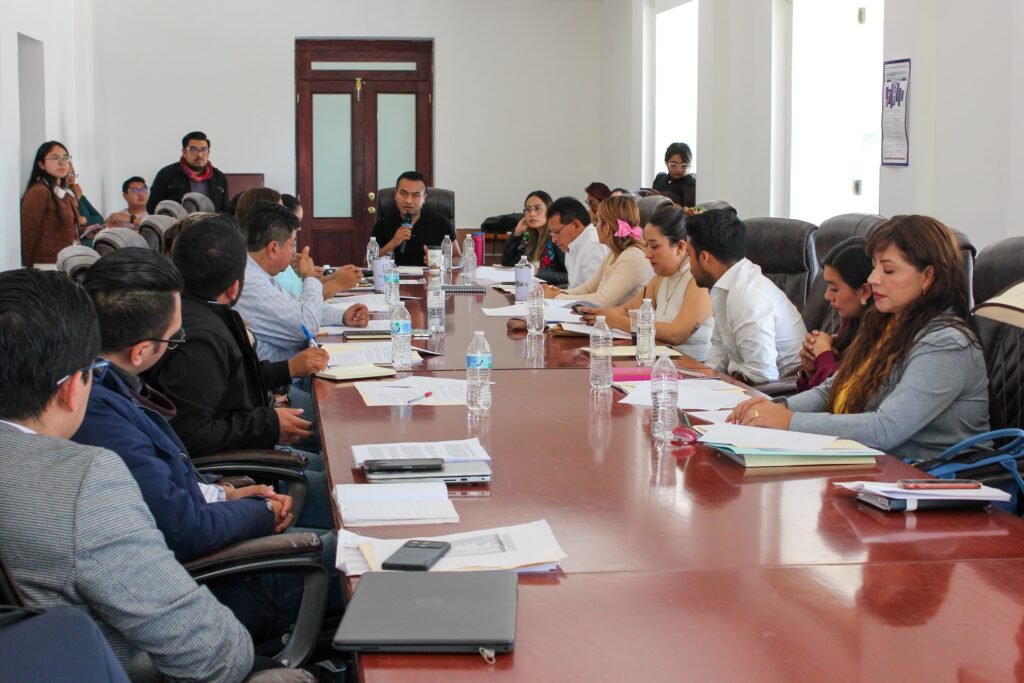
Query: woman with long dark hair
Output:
[[796, 237, 874, 390], [729, 215, 989, 461], [500, 190, 567, 284], [20, 141, 81, 267]]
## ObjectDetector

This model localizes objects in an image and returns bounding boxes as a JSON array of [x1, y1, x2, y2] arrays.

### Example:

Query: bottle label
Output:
[[390, 320, 412, 334], [466, 353, 493, 369], [386, 272, 400, 283]]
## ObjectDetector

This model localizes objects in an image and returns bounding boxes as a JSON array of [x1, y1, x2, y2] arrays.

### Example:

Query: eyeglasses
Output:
[[56, 359, 111, 386], [45, 154, 72, 163], [667, 162, 689, 170], [127, 187, 149, 195], [186, 146, 210, 155], [132, 328, 187, 350], [523, 206, 545, 215]]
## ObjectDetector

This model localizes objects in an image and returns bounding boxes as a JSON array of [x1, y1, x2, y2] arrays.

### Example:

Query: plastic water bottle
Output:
[[514, 255, 532, 303], [441, 234, 453, 272], [384, 258, 400, 306], [427, 267, 445, 333], [527, 282, 545, 334], [589, 316, 613, 389], [389, 302, 413, 370], [365, 236, 379, 268], [651, 353, 679, 441], [466, 331, 493, 414], [636, 298, 655, 367], [462, 234, 477, 284]]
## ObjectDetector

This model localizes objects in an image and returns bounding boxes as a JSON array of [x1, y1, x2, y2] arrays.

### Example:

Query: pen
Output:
[[301, 324, 321, 349], [407, 391, 433, 404]]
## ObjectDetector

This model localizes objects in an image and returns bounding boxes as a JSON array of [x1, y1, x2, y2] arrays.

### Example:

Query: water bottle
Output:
[[462, 234, 477, 284], [384, 258, 400, 306], [365, 236, 379, 268], [650, 353, 679, 441], [389, 302, 413, 370], [589, 316, 613, 389], [427, 267, 445, 333], [466, 331, 493, 414], [514, 255, 532, 303], [527, 282, 545, 334], [636, 298, 655, 367], [441, 234, 453, 272]]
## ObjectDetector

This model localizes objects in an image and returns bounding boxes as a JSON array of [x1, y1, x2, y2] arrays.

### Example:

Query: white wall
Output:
[[87, 0, 611, 231], [0, 0, 97, 270]]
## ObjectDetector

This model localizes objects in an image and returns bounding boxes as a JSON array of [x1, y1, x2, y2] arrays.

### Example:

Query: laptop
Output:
[[364, 460, 492, 484], [333, 570, 518, 654]]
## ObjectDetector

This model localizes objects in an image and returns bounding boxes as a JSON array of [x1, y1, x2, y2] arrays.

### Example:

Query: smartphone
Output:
[[363, 458, 445, 473], [897, 479, 982, 490], [381, 540, 451, 571]]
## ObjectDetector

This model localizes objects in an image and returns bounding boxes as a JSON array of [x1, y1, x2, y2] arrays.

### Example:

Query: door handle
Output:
[[367, 206, 376, 215], [367, 192, 376, 201]]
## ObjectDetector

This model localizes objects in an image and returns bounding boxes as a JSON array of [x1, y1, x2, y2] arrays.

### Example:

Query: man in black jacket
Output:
[[147, 131, 229, 213]]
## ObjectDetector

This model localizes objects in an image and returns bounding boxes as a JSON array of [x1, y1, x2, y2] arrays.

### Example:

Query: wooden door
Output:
[[296, 40, 433, 266]]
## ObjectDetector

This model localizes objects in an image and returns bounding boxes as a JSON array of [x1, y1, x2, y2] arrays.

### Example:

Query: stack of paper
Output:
[[321, 342, 422, 368], [581, 345, 681, 357], [619, 379, 749, 411], [336, 520, 567, 575], [699, 423, 883, 468], [319, 320, 391, 336], [481, 304, 583, 323], [474, 266, 517, 283], [351, 437, 491, 467], [551, 322, 632, 340], [835, 480, 1010, 511], [354, 375, 468, 406], [333, 482, 459, 527]]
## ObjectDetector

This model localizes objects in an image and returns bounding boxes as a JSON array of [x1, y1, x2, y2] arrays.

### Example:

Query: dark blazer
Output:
[[652, 172, 697, 208], [144, 294, 290, 456], [147, 162, 229, 213], [73, 367, 274, 562]]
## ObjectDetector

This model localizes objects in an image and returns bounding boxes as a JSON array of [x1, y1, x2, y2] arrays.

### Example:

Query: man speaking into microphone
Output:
[[372, 171, 460, 267]]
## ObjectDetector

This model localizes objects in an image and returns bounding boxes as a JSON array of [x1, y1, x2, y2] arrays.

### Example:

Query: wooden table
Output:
[[315, 281, 1024, 682]]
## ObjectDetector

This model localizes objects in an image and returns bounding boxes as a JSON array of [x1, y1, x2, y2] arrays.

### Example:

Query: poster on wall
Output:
[[881, 59, 911, 166]]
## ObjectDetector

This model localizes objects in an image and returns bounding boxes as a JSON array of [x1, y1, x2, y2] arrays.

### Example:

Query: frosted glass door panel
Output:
[[313, 93, 353, 218], [377, 93, 417, 190]]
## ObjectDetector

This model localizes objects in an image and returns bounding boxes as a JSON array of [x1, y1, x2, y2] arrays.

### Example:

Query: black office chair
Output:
[[637, 195, 672, 226], [695, 200, 736, 214], [742, 217, 819, 312], [375, 186, 455, 224], [56, 245, 101, 283], [92, 228, 151, 255]]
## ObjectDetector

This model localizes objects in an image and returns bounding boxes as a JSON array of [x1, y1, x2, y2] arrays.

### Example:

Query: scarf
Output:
[[179, 157, 213, 183]]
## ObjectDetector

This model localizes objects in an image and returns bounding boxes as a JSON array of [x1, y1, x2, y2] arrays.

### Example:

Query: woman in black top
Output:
[[501, 190, 568, 285], [651, 142, 696, 207]]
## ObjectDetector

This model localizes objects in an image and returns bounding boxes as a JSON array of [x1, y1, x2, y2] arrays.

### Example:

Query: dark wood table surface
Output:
[[315, 281, 1024, 682]]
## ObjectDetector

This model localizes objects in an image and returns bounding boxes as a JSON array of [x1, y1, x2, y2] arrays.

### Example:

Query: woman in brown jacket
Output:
[[21, 141, 80, 267]]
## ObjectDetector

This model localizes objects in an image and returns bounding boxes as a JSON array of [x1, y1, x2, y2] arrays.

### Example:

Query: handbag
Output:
[[913, 428, 1024, 515]]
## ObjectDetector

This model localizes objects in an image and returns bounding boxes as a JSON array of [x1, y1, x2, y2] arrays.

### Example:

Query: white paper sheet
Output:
[[351, 437, 491, 467], [698, 423, 838, 452], [354, 375, 468, 406], [319, 320, 391, 335], [557, 322, 632, 340], [326, 293, 389, 312], [321, 342, 421, 367], [685, 409, 733, 424], [474, 266, 518, 283], [481, 304, 583, 324], [620, 381, 749, 411], [333, 482, 459, 527]]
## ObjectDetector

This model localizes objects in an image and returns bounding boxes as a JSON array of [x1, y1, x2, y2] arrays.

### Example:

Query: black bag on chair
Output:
[[480, 213, 522, 234], [913, 429, 1024, 515]]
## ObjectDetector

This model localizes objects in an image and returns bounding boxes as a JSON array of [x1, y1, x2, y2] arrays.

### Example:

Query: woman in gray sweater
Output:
[[729, 215, 989, 461]]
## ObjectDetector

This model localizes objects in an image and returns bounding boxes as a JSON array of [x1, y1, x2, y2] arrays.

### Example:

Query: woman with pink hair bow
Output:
[[545, 195, 653, 307]]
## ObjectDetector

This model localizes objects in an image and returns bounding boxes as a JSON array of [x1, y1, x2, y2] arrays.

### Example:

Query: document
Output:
[[700, 423, 842, 452], [581, 345, 681, 357], [326, 293, 389, 312], [351, 437, 492, 467], [336, 529, 374, 575], [319, 320, 391, 336], [397, 265, 425, 276], [555, 322, 632, 340], [474, 266, 517, 283], [317, 364, 397, 381], [834, 481, 1011, 501], [356, 520, 567, 574], [354, 375, 468, 406], [619, 380, 749, 411], [685, 409, 734, 424], [333, 482, 459, 527], [321, 342, 421, 367]]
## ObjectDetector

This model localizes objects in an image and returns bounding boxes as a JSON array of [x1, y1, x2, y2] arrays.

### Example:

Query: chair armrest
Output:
[[184, 532, 322, 578], [218, 475, 256, 488], [192, 450, 310, 524], [755, 380, 799, 397], [192, 449, 309, 470]]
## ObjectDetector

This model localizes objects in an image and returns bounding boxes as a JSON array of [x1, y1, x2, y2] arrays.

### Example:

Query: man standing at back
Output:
[[148, 131, 229, 212], [686, 209, 806, 384], [372, 171, 459, 266], [543, 196, 608, 291]]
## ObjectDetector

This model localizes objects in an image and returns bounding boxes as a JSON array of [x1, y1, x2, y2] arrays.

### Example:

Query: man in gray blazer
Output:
[[0, 268, 253, 682]]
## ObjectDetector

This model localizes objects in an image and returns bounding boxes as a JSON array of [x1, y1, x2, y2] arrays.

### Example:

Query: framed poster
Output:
[[882, 58, 911, 166]]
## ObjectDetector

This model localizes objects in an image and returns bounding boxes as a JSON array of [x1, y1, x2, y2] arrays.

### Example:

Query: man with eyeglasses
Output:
[[542, 196, 608, 291], [147, 131, 229, 213], [0, 268, 254, 681], [651, 142, 696, 208], [105, 176, 150, 228]]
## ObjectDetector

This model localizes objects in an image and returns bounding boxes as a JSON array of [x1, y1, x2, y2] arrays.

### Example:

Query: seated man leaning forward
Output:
[[546, 196, 609, 290], [0, 268, 253, 682], [685, 209, 805, 384], [371, 170, 460, 267]]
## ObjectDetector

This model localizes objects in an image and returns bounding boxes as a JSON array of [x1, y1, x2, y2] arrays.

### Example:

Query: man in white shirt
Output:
[[686, 209, 805, 384], [545, 196, 608, 289]]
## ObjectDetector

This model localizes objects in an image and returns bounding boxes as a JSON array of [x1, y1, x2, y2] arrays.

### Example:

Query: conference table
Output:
[[315, 276, 1024, 682]]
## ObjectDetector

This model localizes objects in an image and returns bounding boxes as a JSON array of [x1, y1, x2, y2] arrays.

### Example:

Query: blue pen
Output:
[[301, 324, 321, 349]]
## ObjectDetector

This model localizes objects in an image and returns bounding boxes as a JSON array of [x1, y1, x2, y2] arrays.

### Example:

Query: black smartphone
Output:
[[381, 540, 451, 571], [363, 458, 445, 473]]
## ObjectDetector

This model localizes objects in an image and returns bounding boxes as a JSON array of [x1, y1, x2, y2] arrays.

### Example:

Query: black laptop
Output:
[[333, 570, 518, 654]]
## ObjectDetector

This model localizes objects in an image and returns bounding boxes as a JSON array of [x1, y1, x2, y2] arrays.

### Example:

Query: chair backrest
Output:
[[695, 200, 736, 214], [973, 236, 1024, 431], [376, 187, 455, 224], [947, 227, 977, 307], [742, 217, 819, 312], [137, 215, 177, 253], [56, 245, 100, 283], [154, 200, 188, 221], [92, 228, 151, 256], [801, 213, 887, 333], [637, 195, 672, 227], [181, 192, 215, 214]]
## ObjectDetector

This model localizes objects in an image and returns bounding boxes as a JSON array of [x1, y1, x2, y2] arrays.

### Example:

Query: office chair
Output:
[[742, 217, 819, 312], [695, 200, 736, 214], [92, 228, 151, 255], [138, 215, 178, 252], [154, 200, 189, 220], [637, 195, 672, 226], [56, 245, 101, 283], [182, 192, 216, 214]]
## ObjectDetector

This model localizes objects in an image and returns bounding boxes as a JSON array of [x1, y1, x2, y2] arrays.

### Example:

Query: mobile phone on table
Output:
[[363, 458, 445, 473], [382, 540, 451, 571], [897, 479, 982, 490]]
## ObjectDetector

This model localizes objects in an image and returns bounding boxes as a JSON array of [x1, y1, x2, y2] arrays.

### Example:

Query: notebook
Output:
[[333, 570, 518, 654], [365, 460, 493, 484]]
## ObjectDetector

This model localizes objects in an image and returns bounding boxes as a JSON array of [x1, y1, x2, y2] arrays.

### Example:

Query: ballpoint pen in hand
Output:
[[301, 324, 321, 349]]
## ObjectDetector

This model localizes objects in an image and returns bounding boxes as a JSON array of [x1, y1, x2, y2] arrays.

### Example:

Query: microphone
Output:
[[398, 212, 413, 254]]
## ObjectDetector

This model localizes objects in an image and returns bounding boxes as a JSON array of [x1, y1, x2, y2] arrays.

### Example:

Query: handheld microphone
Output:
[[398, 212, 414, 254]]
